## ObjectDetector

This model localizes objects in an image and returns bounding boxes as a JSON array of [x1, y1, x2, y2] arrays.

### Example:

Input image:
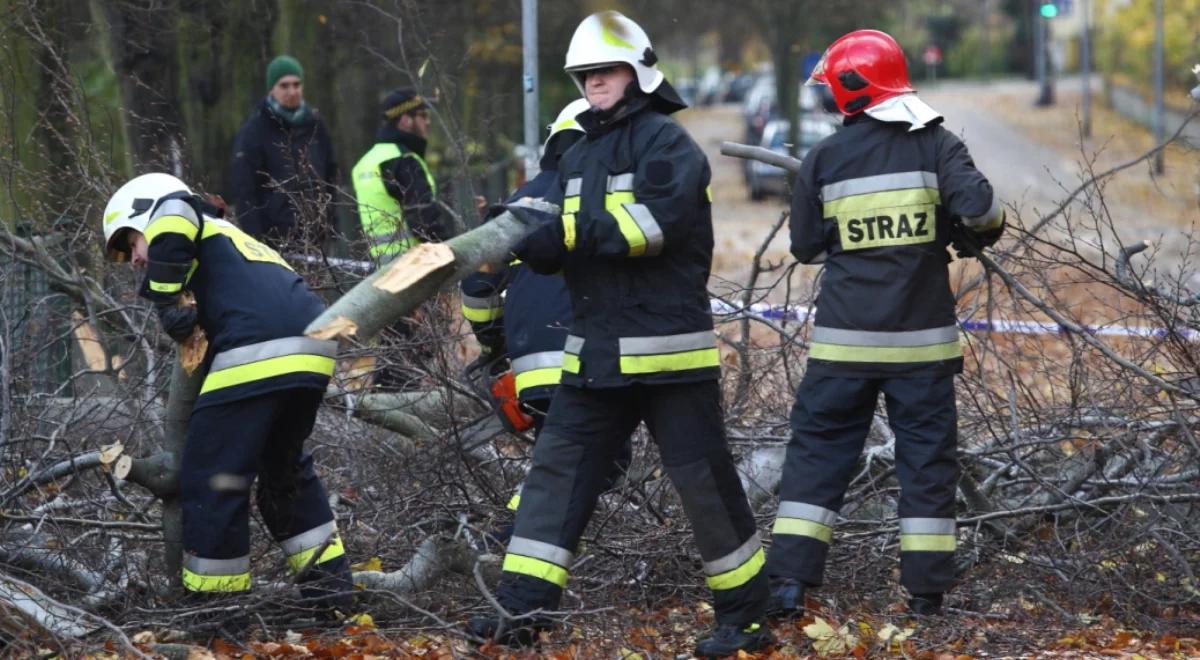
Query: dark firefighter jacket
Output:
[[789, 113, 1005, 378], [139, 194, 335, 410], [230, 99, 338, 243], [461, 166, 573, 402], [514, 94, 719, 388]]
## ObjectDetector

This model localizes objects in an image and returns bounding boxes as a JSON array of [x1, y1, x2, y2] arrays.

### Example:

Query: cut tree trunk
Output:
[[306, 204, 554, 343]]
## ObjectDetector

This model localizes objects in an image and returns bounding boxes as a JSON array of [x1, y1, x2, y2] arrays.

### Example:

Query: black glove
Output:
[[514, 218, 567, 274], [950, 222, 1004, 259], [154, 301, 198, 342]]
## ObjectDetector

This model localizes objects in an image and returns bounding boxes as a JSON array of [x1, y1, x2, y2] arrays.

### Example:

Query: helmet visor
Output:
[[805, 50, 829, 87]]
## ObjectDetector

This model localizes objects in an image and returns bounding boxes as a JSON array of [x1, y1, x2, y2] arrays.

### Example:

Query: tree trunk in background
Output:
[[97, 0, 188, 174]]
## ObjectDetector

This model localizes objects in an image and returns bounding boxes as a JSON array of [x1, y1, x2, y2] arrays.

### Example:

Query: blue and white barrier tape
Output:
[[286, 254, 1196, 341], [710, 299, 1199, 341]]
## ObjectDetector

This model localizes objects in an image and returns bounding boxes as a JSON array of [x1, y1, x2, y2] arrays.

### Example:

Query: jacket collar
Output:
[[375, 124, 428, 157], [577, 88, 652, 138]]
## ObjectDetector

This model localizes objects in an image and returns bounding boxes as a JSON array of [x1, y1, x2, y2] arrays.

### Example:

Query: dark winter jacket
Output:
[[514, 92, 719, 388], [230, 98, 338, 245], [789, 113, 1005, 378], [139, 194, 333, 410]]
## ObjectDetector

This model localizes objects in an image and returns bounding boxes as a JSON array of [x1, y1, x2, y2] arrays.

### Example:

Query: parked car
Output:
[[724, 72, 757, 103], [746, 118, 837, 201], [741, 74, 776, 143]]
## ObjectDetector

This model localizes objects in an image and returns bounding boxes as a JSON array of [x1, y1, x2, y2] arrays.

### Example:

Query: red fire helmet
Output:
[[809, 29, 914, 116]]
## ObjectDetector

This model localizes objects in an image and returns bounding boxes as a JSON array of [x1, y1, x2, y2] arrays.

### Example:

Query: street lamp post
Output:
[[1034, 0, 1056, 106], [522, 0, 539, 181], [1081, 0, 1092, 137], [1153, 0, 1165, 174]]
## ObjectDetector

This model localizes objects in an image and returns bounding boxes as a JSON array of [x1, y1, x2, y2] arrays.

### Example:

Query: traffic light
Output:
[[1039, 1, 1059, 18]]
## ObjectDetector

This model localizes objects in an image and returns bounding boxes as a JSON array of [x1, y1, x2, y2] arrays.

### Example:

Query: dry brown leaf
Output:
[[180, 325, 208, 375]]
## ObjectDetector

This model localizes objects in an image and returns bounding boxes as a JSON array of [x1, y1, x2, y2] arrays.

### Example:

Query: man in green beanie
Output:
[[230, 55, 338, 249]]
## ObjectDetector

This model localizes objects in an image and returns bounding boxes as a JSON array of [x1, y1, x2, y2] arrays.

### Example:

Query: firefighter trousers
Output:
[[765, 374, 959, 595], [505, 396, 632, 512], [495, 380, 768, 625], [180, 388, 352, 603]]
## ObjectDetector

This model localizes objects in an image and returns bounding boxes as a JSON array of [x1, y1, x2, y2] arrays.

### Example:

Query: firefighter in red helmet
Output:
[[765, 29, 1005, 618]]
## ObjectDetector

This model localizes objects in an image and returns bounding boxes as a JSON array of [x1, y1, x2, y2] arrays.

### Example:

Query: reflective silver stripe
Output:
[[619, 330, 716, 356], [507, 536, 573, 568], [461, 294, 502, 309], [565, 178, 583, 196], [777, 501, 839, 526], [279, 520, 338, 556], [606, 173, 635, 192], [811, 325, 960, 348], [152, 198, 201, 226], [963, 195, 1002, 228], [184, 553, 250, 576], [821, 171, 939, 202], [210, 337, 339, 372], [703, 534, 762, 576], [564, 335, 584, 354], [624, 204, 664, 256], [512, 350, 564, 374], [899, 518, 956, 535]]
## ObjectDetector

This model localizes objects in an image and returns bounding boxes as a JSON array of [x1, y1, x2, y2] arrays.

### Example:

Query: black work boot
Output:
[[694, 621, 774, 658], [467, 579, 557, 647], [765, 577, 807, 619], [466, 610, 551, 646], [908, 592, 944, 616], [297, 556, 356, 620]]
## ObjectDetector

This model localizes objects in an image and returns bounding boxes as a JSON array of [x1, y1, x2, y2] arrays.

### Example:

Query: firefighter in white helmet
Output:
[[103, 173, 354, 614], [468, 12, 773, 658]]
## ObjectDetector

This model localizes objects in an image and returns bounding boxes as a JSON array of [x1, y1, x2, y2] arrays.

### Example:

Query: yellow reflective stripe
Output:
[[462, 305, 504, 323], [182, 568, 250, 593], [900, 534, 956, 552], [773, 517, 833, 543], [809, 340, 962, 363], [705, 185, 713, 202], [503, 553, 568, 587], [562, 353, 581, 374], [200, 354, 336, 394], [507, 493, 521, 511], [286, 535, 346, 572], [563, 196, 581, 214], [562, 213, 577, 251], [706, 548, 765, 591], [515, 367, 561, 394], [144, 215, 200, 244], [619, 347, 719, 375], [601, 24, 634, 50], [149, 280, 183, 293], [608, 204, 647, 257], [823, 188, 941, 217]]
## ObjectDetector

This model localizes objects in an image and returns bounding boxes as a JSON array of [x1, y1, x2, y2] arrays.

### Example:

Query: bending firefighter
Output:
[[103, 174, 354, 613], [460, 98, 631, 537], [468, 12, 771, 658], [764, 30, 1005, 617]]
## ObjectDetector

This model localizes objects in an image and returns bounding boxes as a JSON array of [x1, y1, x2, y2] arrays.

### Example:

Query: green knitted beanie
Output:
[[266, 55, 303, 91]]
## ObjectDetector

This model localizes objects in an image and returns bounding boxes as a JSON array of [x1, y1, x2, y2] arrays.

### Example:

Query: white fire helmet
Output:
[[564, 11, 663, 97], [102, 173, 191, 261], [545, 98, 591, 143]]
